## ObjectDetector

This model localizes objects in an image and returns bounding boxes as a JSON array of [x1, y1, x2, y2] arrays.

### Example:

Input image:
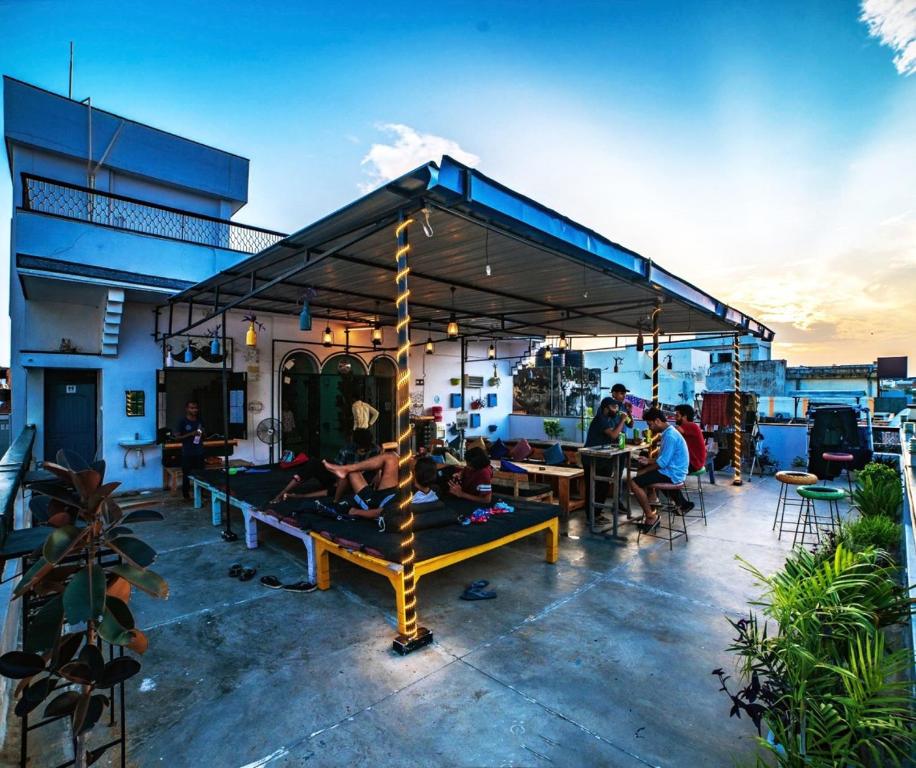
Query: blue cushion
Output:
[[489, 438, 509, 459], [500, 459, 528, 474], [429, 454, 445, 464], [544, 442, 565, 466]]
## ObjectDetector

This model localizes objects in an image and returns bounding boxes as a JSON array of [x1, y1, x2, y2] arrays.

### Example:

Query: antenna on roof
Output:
[[68, 41, 73, 99]]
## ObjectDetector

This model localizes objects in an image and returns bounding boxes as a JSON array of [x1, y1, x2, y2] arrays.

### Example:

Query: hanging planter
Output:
[[242, 314, 265, 348]]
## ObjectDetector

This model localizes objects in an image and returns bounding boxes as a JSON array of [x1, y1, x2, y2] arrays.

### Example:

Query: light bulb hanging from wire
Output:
[[447, 286, 459, 339], [484, 227, 491, 277], [322, 324, 333, 347], [371, 300, 382, 347], [425, 324, 434, 355]]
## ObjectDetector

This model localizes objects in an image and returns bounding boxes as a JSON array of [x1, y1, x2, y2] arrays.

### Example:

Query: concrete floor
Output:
[[9, 474, 814, 767]]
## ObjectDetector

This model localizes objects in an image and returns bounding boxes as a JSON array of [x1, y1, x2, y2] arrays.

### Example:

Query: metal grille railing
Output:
[[22, 174, 285, 254]]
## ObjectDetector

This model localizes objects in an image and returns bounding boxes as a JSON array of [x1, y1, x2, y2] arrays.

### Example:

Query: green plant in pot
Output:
[[713, 545, 914, 766], [543, 419, 564, 440], [852, 462, 902, 521], [0, 451, 167, 767]]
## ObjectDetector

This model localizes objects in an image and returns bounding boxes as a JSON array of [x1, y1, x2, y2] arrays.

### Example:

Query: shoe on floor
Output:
[[282, 580, 317, 593], [678, 501, 696, 515]]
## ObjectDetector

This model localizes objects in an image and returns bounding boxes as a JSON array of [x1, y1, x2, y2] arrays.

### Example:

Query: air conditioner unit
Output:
[[464, 374, 484, 388]]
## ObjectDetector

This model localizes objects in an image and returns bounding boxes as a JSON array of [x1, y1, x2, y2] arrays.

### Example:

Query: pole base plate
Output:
[[392, 627, 433, 655]]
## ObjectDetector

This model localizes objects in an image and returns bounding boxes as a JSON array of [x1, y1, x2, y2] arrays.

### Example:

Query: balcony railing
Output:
[[21, 174, 286, 254]]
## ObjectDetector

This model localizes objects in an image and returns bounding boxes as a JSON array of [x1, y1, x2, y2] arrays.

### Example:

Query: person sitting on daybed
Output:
[[321, 454, 439, 519], [271, 428, 380, 504], [446, 446, 493, 505]]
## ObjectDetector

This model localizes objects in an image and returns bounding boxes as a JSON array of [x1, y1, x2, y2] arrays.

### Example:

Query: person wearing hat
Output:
[[584, 395, 630, 524], [610, 383, 634, 423]]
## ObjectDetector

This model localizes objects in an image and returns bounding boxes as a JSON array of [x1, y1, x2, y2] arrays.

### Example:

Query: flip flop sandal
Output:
[[282, 581, 317, 593], [228, 563, 242, 578], [468, 579, 490, 590], [238, 567, 257, 581], [460, 587, 497, 601], [260, 575, 282, 589]]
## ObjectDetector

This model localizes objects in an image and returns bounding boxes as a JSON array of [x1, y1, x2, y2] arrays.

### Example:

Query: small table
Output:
[[491, 460, 585, 518], [579, 444, 645, 540], [117, 438, 156, 468]]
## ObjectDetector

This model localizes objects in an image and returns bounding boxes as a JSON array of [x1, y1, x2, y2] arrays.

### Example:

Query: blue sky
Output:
[[1, 0, 914, 365]]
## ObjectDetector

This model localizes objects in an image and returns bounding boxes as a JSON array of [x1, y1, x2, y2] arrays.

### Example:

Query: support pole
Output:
[[391, 213, 432, 654], [221, 312, 238, 540], [650, 303, 661, 458], [732, 334, 743, 486]]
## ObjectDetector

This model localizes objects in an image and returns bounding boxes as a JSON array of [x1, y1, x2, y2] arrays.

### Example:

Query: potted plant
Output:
[[543, 419, 564, 440], [0, 452, 167, 767], [713, 545, 914, 765]]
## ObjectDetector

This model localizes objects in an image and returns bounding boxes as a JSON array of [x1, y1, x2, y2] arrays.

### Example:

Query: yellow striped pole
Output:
[[391, 213, 432, 654], [650, 303, 661, 458], [732, 334, 743, 486]]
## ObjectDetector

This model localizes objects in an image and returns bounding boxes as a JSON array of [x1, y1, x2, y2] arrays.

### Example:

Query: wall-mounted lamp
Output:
[[665, 354, 673, 370], [613, 356, 623, 374]]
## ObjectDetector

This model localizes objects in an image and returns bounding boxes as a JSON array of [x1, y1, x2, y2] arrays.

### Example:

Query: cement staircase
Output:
[[101, 288, 125, 356]]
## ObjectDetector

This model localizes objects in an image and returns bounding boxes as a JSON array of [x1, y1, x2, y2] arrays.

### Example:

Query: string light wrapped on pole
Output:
[[391, 212, 433, 654], [732, 334, 742, 485], [650, 303, 661, 458]]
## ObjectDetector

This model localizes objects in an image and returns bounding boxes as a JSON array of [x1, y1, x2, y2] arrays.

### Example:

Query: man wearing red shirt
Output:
[[675, 405, 707, 472]]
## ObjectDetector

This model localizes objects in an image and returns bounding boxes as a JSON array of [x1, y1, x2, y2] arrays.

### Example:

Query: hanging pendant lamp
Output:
[[322, 324, 333, 347], [447, 286, 459, 340]]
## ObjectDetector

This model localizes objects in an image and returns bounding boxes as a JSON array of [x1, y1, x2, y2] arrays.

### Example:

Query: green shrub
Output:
[[842, 516, 902, 558], [852, 477, 902, 520], [855, 462, 898, 489], [714, 545, 914, 766]]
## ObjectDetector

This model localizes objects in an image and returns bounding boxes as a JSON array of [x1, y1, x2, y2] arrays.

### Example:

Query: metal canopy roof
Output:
[[161, 156, 774, 343]]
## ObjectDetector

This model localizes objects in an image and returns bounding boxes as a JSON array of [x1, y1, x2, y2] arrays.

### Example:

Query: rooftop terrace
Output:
[[4, 476, 799, 767]]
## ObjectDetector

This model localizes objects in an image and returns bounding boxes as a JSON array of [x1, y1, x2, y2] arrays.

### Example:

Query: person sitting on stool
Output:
[[629, 407, 693, 532]]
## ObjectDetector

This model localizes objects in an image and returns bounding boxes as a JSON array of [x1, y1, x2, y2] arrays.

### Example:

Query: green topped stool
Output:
[[685, 467, 707, 526], [773, 470, 818, 540], [794, 484, 844, 548]]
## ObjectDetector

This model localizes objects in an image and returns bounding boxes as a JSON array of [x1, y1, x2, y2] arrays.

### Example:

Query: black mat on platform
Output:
[[281, 497, 557, 562], [189, 466, 307, 509], [191, 467, 558, 562]]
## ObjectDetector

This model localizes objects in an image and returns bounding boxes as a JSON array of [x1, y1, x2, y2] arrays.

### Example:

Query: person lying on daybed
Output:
[[270, 428, 380, 504], [446, 446, 493, 505], [321, 454, 439, 519]]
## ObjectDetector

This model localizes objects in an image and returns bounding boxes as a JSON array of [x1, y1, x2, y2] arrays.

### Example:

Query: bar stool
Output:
[[794, 484, 844, 548], [773, 470, 818, 539], [637, 482, 689, 550], [822, 452, 854, 496], [685, 468, 707, 525]]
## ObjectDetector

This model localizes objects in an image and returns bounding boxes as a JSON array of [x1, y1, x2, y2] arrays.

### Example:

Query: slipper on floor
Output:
[[460, 587, 497, 601], [260, 575, 282, 589], [238, 566, 257, 581], [282, 580, 317, 593], [468, 579, 489, 590], [228, 563, 242, 578]]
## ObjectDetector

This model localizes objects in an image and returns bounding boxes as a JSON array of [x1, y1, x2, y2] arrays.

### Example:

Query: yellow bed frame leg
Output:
[[390, 571, 408, 636], [546, 518, 559, 563], [315, 540, 331, 590]]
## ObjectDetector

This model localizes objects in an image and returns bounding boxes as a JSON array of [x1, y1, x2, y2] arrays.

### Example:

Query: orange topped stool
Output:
[[773, 470, 818, 540]]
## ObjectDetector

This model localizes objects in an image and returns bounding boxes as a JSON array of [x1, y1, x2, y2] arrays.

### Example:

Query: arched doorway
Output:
[[279, 350, 319, 457], [369, 356, 397, 446], [319, 354, 368, 460]]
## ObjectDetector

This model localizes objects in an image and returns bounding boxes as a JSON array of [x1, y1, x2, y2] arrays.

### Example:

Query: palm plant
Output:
[[714, 545, 915, 767], [0, 451, 167, 767]]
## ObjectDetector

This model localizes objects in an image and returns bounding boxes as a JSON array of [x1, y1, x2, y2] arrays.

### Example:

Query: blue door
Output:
[[44, 370, 97, 463]]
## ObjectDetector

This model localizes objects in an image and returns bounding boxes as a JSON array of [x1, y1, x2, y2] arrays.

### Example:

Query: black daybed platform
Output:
[[188, 469, 560, 635]]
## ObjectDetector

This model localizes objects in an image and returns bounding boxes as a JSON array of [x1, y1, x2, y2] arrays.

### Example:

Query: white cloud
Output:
[[359, 124, 480, 193], [860, 0, 916, 75]]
